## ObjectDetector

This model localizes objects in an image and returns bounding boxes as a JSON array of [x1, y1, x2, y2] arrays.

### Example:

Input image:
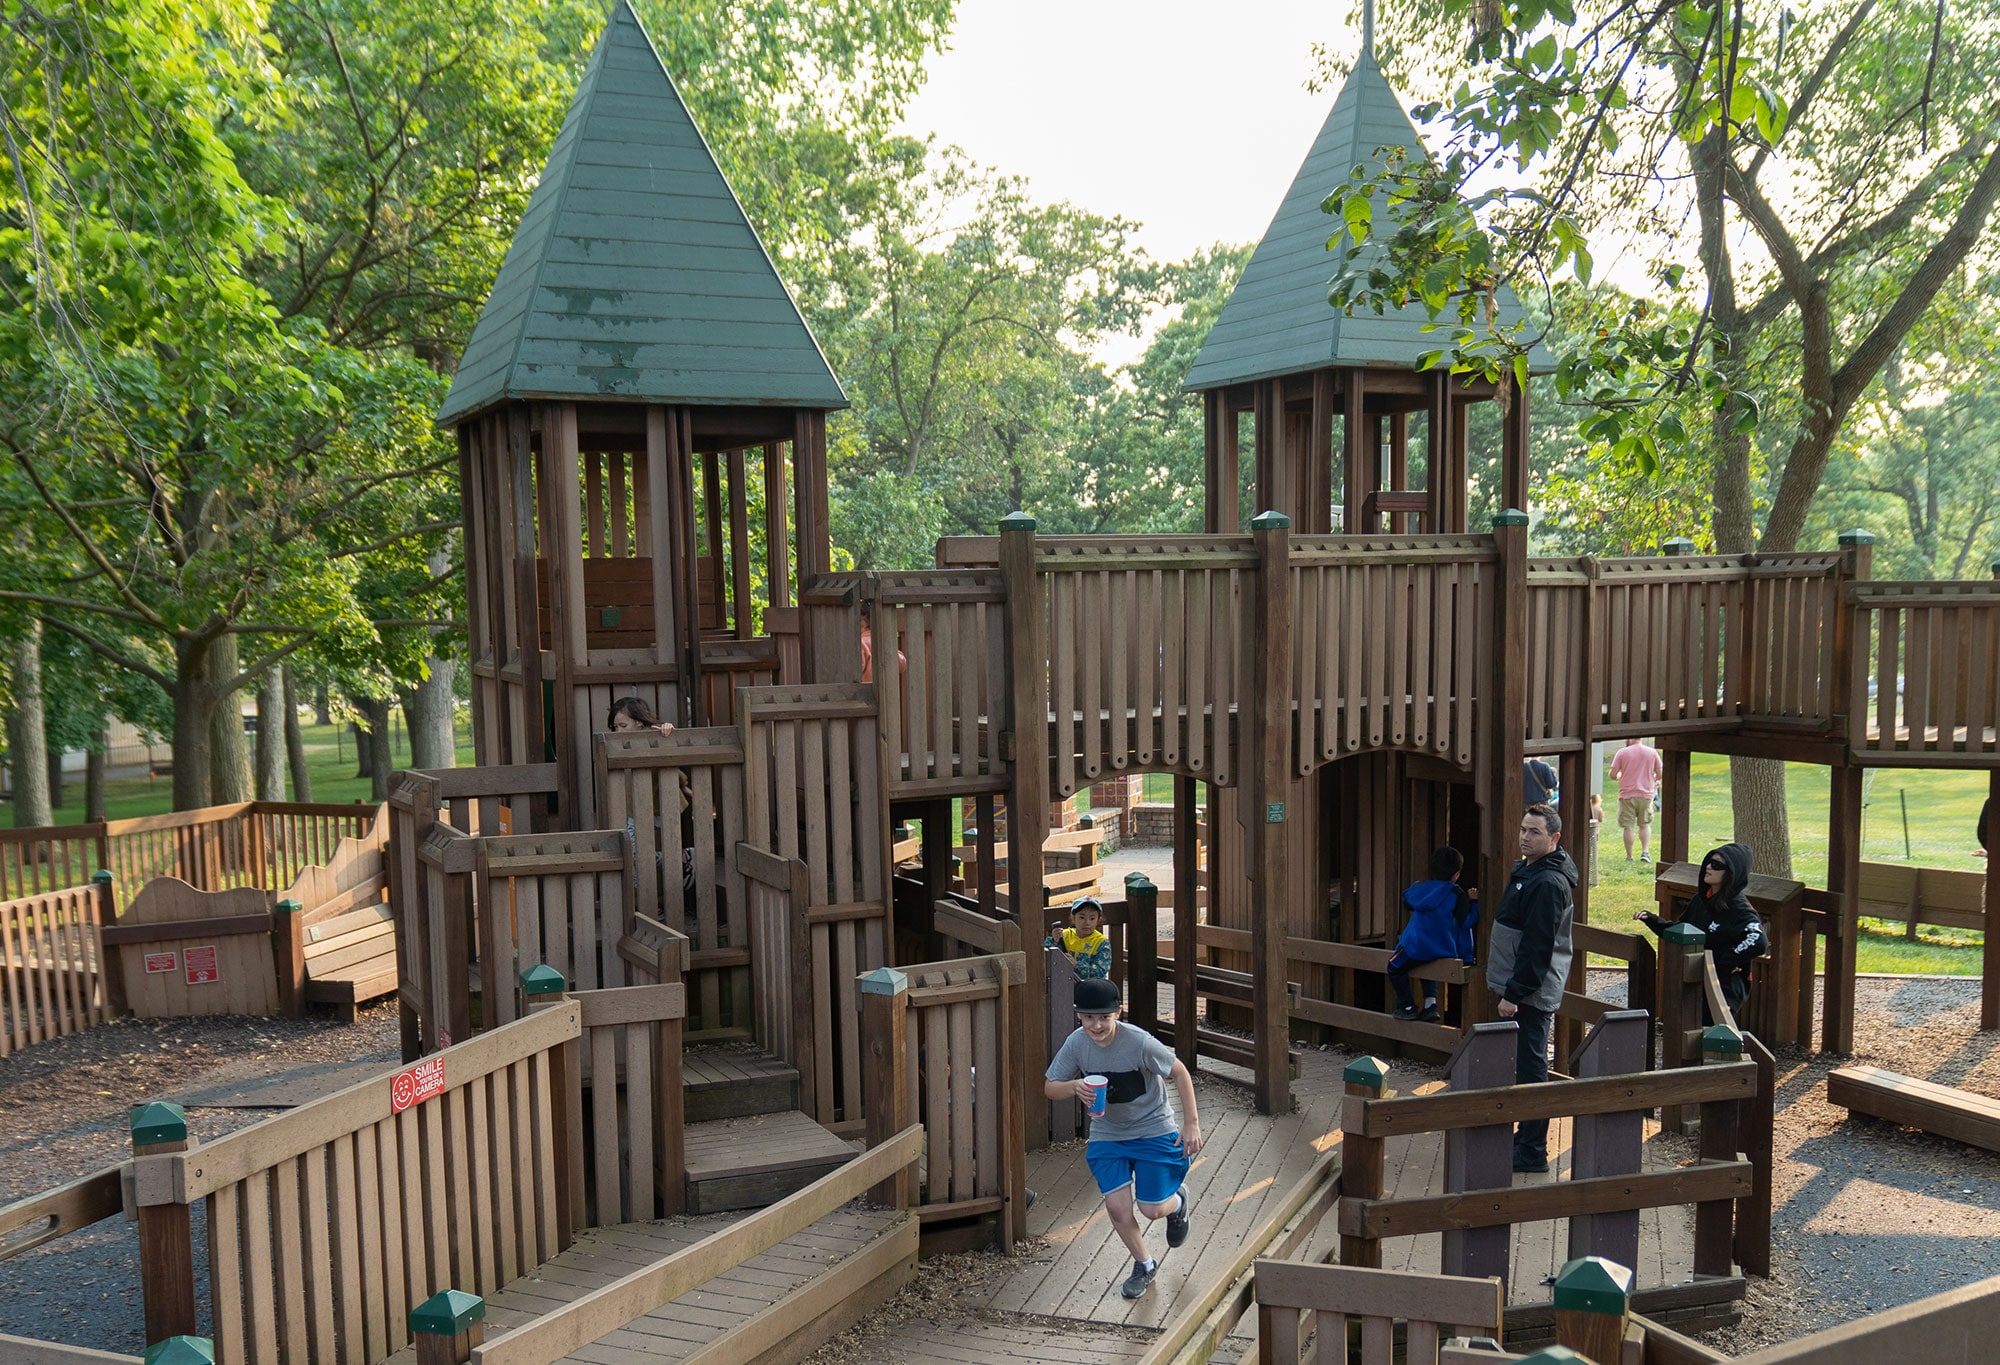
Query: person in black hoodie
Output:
[[1486, 804, 1579, 1175], [1635, 841, 1767, 1023]]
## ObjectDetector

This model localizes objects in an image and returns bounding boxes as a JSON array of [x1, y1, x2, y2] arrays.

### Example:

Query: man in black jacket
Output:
[[1485, 804, 1579, 1175]]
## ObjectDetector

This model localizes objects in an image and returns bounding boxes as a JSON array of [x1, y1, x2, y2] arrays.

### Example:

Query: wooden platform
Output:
[[684, 1110, 858, 1214], [1830, 1064, 2000, 1153], [385, 1204, 912, 1364], [683, 1045, 799, 1124]]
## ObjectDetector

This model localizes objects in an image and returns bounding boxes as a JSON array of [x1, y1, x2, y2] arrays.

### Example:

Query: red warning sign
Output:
[[184, 945, 219, 985], [143, 951, 178, 975], [390, 1058, 447, 1114]]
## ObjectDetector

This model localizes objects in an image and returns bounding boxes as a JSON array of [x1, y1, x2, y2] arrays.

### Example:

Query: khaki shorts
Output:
[[1617, 796, 1653, 829]]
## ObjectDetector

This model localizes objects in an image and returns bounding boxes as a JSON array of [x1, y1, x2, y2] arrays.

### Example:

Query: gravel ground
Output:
[[7, 980, 2000, 1356], [0, 1003, 400, 1352]]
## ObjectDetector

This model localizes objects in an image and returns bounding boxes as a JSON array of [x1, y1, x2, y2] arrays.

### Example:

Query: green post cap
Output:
[[1516, 1349, 1591, 1364], [999, 511, 1036, 533], [1662, 921, 1707, 946], [93, 869, 114, 885], [1553, 1256, 1634, 1314], [519, 964, 567, 996], [1123, 871, 1154, 890], [1702, 1023, 1745, 1057], [1078, 813, 1095, 829], [143, 1338, 216, 1365], [1343, 1056, 1390, 1089], [893, 822, 910, 839], [1249, 510, 1291, 530], [961, 826, 979, 841], [859, 966, 909, 997], [410, 1288, 486, 1336], [1492, 508, 1530, 528], [131, 1101, 188, 1146], [276, 898, 303, 915], [1662, 537, 1697, 556], [1837, 528, 1876, 546]]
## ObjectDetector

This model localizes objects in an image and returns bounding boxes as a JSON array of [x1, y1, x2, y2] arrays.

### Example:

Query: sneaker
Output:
[[1418, 1001, 1440, 1023], [1165, 1185, 1192, 1248], [1392, 1003, 1421, 1021], [1121, 1259, 1159, 1299]]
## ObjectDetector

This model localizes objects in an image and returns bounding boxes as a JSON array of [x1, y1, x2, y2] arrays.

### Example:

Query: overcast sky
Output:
[[896, 0, 1368, 267]]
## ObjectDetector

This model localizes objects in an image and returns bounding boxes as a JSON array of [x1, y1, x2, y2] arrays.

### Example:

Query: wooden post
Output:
[[1337, 1056, 1390, 1269], [1824, 763, 1863, 1054], [1738, 1033, 1776, 1277], [522, 966, 582, 1246], [1988, 764, 2000, 1031], [409, 1289, 486, 1365], [1553, 1256, 1633, 1365], [272, 897, 306, 1018], [94, 868, 127, 1016], [1124, 872, 1160, 1044], [1694, 1023, 1743, 1278], [859, 967, 916, 1209], [1569, 1009, 1647, 1268], [999, 512, 1051, 1148], [1656, 922, 1703, 1132], [1442, 1021, 1515, 1290], [141, 1339, 215, 1365], [1481, 511, 1531, 1029], [1172, 777, 1199, 1069], [1248, 510, 1294, 1115], [132, 1101, 199, 1343], [1657, 746, 1691, 868]]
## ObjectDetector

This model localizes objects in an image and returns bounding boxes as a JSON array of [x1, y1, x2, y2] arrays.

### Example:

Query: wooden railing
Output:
[[1850, 580, 2000, 764], [0, 880, 114, 1056], [0, 801, 376, 904], [872, 570, 1010, 796], [1252, 1260, 1503, 1365], [1038, 536, 1255, 794], [1291, 536, 1495, 770], [1523, 557, 1591, 747], [1586, 555, 1746, 737], [127, 982, 683, 1365], [862, 954, 1027, 1246]]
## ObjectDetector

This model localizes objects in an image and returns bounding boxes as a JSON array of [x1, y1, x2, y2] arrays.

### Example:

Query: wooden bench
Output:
[[300, 894, 397, 1020], [1859, 859, 1988, 938], [1829, 1065, 2000, 1154]]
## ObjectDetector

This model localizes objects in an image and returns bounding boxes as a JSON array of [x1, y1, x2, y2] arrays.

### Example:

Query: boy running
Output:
[[1044, 977, 1204, 1299]]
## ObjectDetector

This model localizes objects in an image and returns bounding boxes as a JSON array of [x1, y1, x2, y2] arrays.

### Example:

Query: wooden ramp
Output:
[[386, 1205, 913, 1364]]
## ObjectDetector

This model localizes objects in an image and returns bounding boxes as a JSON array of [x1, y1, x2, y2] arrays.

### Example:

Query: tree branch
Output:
[[39, 618, 172, 690]]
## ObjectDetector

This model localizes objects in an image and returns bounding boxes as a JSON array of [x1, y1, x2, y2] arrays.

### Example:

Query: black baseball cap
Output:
[[1075, 978, 1121, 1013]]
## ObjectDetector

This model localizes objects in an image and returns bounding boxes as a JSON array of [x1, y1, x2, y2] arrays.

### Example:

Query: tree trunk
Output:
[[313, 685, 331, 727], [46, 745, 65, 814], [6, 622, 53, 828], [402, 655, 457, 770], [209, 634, 253, 804], [352, 695, 393, 803], [283, 667, 313, 801], [171, 636, 216, 811], [255, 668, 288, 800], [85, 731, 107, 823]]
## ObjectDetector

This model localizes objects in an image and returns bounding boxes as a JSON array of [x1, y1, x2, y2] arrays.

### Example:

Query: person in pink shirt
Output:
[[1609, 739, 1664, 862]]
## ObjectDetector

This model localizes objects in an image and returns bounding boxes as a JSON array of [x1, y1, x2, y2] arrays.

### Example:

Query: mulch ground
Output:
[[6, 982, 2000, 1356]]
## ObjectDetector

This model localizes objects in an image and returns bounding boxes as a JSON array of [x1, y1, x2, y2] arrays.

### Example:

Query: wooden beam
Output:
[[999, 515, 1050, 1146], [1824, 763, 1864, 1053], [1249, 512, 1295, 1114], [1342, 369, 1368, 534]]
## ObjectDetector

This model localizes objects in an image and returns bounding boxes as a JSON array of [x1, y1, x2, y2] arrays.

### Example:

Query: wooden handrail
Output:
[[1340, 1159, 1753, 1239], [0, 1163, 126, 1263], [1349, 1061, 1758, 1138], [470, 1124, 925, 1365]]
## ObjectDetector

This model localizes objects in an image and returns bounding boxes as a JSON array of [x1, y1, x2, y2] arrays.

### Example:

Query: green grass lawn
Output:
[[1584, 753, 1988, 975], [2, 717, 476, 829]]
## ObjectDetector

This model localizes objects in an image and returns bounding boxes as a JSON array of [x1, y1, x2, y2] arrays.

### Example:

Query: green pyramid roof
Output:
[[1184, 51, 1553, 393], [438, 1, 846, 424]]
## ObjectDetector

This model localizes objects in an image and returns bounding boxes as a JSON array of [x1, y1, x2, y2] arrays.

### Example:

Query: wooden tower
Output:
[[438, 0, 846, 828]]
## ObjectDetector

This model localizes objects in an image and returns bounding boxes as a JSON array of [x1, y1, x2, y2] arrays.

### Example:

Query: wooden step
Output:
[[684, 1110, 858, 1215], [683, 1044, 799, 1123]]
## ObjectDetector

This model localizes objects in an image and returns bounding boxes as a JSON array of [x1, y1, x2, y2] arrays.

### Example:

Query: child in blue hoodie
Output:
[[1387, 847, 1479, 1021]]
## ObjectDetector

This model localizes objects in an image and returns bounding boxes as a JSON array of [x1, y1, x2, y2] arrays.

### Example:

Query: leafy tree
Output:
[[1334, 0, 2000, 874]]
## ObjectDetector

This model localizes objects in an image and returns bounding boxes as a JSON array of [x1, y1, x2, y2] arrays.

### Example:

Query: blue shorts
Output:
[[1086, 1133, 1190, 1205]]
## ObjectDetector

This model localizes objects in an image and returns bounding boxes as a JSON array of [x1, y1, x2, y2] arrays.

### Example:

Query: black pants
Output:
[[1512, 1002, 1553, 1163]]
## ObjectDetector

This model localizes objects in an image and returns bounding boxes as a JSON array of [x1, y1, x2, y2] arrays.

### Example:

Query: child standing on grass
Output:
[[1046, 895, 1112, 980], [1044, 977, 1203, 1300], [1386, 847, 1479, 1022]]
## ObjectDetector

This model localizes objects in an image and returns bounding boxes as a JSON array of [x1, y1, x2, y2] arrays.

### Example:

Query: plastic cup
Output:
[[1083, 1074, 1108, 1117]]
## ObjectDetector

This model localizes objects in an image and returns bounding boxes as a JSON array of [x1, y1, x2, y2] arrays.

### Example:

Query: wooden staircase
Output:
[[680, 1043, 856, 1215]]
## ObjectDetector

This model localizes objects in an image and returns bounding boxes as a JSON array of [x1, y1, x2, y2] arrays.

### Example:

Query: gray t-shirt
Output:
[[1047, 1022, 1178, 1142]]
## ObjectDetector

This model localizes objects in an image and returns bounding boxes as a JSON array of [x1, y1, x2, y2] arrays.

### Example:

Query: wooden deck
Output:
[[996, 1049, 1695, 1331]]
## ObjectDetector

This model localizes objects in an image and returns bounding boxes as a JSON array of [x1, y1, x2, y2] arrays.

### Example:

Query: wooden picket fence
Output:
[[0, 880, 114, 1056]]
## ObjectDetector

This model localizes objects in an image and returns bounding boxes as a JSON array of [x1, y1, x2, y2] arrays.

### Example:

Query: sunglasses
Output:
[[1703, 859, 1726, 871]]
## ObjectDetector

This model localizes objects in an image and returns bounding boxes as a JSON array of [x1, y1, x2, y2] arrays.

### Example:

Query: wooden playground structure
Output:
[[8, 5, 2000, 1363]]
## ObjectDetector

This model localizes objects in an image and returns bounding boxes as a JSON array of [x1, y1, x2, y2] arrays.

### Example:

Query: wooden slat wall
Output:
[[739, 684, 888, 1130], [904, 957, 1009, 1211], [597, 728, 749, 1036], [1292, 536, 1497, 770], [872, 570, 1009, 793], [1851, 582, 2000, 763], [577, 982, 687, 1224], [1038, 537, 1256, 796], [0, 825, 104, 902], [1587, 557, 1743, 736], [1521, 561, 1588, 747], [473, 832, 630, 1029], [0, 884, 110, 1056], [1745, 554, 1842, 725]]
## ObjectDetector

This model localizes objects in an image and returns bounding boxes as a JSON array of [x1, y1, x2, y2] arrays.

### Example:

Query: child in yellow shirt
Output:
[[1048, 895, 1112, 980]]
